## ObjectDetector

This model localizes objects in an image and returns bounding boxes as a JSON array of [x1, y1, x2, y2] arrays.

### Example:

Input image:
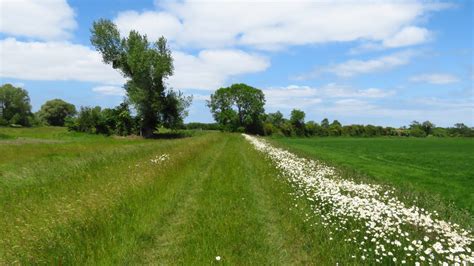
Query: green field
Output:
[[271, 136, 474, 216], [0, 127, 361, 264], [1, 128, 473, 264]]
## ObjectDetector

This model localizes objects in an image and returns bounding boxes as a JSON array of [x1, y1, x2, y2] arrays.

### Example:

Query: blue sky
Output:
[[0, 0, 472, 126]]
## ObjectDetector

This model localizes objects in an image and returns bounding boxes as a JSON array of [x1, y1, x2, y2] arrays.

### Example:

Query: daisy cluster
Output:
[[150, 153, 170, 164], [243, 134, 474, 264]]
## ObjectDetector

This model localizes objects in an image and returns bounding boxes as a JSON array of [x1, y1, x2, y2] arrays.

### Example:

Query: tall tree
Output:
[[290, 109, 305, 136], [38, 99, 76, 126], [207, 83, 265, 134], [0, 84, 32, 126], [91, 19, 189, 137]]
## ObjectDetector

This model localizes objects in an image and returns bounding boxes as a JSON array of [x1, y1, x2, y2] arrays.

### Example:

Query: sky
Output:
[[0, 0, 473, 127]]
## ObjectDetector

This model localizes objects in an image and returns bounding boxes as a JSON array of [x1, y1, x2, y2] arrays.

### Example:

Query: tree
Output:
[[266, 111, 284, 127], [91, 19, 190, 137], [290, 109, 305, 136], [329, 120, 342, 136], [409, 121, 421, 130], [38, 99, 76, 126], [161, 90, 192, 130], [320, 118, 330, 136], [0, 84, 32, 126], [68, 106, 107, 134], [207, 83, 265, 134], [421, 121, 435, 135], [321, 118, 329, 128]]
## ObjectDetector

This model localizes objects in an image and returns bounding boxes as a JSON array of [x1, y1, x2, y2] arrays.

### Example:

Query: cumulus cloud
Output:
[[0, 0, 76, 40], [0, 38, 268, 91], [115, 11, 182, 42], [0, 38, 125, 84], [92, 86, 125, 96], [168, 49, 270, 90], [410, 73, 460, 84], [113, 1, 443, 50]]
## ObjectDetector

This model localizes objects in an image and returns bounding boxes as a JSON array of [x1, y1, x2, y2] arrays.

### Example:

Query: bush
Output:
[[410, 128, 427, 137], [263, 122, 276, 136], [432, 128, 448, 137]]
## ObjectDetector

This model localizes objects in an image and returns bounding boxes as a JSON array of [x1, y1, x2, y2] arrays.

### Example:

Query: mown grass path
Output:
[[1, 130, 354, 264]]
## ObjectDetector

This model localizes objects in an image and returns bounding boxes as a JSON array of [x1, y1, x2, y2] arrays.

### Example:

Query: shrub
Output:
[[410, 128, 427, 137]]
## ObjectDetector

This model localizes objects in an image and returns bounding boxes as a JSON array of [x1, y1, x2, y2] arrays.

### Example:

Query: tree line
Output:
[[207, 83, 473, 137], [1, 82, 472, 137]]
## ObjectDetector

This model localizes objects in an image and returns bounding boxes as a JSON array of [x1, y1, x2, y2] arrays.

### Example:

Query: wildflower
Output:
[[242, 134, 474, 264], [215, 256, 221, 261]]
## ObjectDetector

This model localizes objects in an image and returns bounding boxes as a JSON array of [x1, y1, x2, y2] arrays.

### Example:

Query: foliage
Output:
[[447, 123, 474, 137], [0, 84, 33, 126], [91, 19, 190, 137], [261, 110, 473, 138], [38, 99, 76, 126], [67, 104, 137, 135], [289, 109, 305, 136], [161, 90, 192, 130], [207, 83, 265, 134], [184, 122, 220, 130]]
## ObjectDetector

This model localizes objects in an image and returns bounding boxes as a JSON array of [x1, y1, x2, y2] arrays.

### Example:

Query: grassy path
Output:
[[1, 130, 357, 264]]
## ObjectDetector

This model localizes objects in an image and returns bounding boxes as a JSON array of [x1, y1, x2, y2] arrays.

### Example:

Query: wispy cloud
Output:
[[410, 73, 460, 84], [263, 84, 395, 109], [92, 86, 125, 96], [297, 51, 415, 79]]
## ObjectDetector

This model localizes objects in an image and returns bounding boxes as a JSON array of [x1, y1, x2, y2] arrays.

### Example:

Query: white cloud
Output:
[[92, 86, 125, 96], [168, 49, 269, 90], [114, 1, 443, 50], [263, 86, 322, 109], [319, 83, 395, 98], [350, 26, 431, 54], [0, 0, 76, 40], [0, 38, 268, 91], [302, 51, 414, 78], [0, 38, 125, 84], [383, 26, 431, 48], [114, 10, 182, 42], [410, 73, 460, 84], [263, 84, 394, 109]]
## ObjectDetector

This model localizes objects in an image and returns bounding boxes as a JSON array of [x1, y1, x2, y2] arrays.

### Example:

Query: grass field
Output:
[[1, 128, 473, 264], [270, 137, 474, 215], [0, 127, 362, 264]]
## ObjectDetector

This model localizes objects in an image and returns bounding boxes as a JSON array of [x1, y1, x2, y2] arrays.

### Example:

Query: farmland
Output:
[[270, 137, 474, 215], [1, 127, 473, 264]]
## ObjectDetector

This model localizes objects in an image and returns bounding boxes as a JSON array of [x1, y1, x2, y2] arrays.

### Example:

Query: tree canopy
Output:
[[38, 99, 76, 126], [207, 83, 265, 134], [0, 84, 32, 126], [90, 19, 190, 137]]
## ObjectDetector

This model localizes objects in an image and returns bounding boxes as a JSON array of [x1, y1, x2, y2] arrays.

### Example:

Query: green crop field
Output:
[[270, 137, 474, 215], [1, 127, 473, 264]]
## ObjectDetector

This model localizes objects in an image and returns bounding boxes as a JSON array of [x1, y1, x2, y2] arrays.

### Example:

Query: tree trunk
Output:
[[142, 127, 154, 138]]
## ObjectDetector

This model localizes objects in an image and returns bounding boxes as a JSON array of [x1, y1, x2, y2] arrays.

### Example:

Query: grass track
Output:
[[1, 128, 363, 264]]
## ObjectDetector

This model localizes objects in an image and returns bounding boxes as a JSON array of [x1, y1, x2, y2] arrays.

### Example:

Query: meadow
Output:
[[1, 127, 473, 264]]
